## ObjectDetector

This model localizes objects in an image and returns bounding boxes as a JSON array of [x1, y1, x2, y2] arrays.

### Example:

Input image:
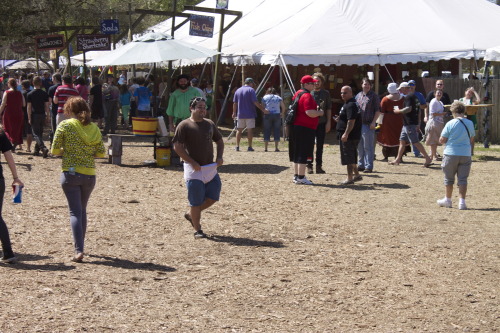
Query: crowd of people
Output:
[[0, 69, 477, 262]]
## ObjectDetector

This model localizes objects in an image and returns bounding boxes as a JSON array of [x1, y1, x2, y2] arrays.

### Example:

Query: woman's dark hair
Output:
[[119, 84, 129, 94], [265, 87, 277, 95], [7, 78, 17, 90], [64, 96, 91, 125], [91, 76, 100, 85]]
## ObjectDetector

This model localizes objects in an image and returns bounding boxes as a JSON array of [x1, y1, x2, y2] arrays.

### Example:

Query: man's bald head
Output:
[[340, 86, 353, 101]]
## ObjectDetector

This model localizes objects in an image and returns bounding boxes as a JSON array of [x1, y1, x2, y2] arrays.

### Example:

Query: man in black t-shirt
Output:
[[390, 82, 432, 167], [27, 76, 50, 157], [47, 73, 61, 144], [335, 86, 362, 185]]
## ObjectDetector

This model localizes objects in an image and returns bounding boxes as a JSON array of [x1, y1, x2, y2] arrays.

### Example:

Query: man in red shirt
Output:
[[53, 74, 79, 125], [289, 75, 324, 185]]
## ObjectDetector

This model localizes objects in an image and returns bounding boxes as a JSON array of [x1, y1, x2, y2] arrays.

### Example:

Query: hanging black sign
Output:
[[76, 34, 112, 52], [35, 35, 65, 51], [189, 15, 215, 38]]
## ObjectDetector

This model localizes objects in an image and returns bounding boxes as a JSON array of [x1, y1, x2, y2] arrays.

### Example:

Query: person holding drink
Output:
[[0, 125, 24, 263]]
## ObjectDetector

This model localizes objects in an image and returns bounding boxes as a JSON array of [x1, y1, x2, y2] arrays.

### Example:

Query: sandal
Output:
[[423, 162, 433, 168], [353, 175, 363, 182], [339, 179, 354, 185]]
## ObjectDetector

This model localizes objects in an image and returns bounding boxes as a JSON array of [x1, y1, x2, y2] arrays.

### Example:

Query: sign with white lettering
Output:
[[35, 35, 65, 51], [76, 34, 112, 52], [100, 19, 120, 35], [189, 15, 215, 38]]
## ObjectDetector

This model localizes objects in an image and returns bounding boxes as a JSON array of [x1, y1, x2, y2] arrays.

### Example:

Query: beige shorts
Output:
[[237, 118, 255, 129]]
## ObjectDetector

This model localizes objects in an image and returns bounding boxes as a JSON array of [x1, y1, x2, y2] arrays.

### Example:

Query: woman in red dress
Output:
[[0, 78, 25, 151], [377, 83, 407, 160]]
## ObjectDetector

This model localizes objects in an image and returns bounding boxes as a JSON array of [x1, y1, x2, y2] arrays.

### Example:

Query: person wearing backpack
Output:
[[289, 75, 324, 185]]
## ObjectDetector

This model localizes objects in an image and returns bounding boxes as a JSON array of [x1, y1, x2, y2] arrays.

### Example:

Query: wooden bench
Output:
[[107, 134, 162, 165]]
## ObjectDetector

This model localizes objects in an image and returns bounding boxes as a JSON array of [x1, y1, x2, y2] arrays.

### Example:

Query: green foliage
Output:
[[1, 0, 202, 57]]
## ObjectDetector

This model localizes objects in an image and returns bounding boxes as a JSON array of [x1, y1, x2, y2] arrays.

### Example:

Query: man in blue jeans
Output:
[[356, 78, 380, 173]]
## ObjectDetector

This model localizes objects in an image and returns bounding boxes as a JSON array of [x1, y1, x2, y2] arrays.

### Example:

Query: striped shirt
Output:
[[54, 84, 79, 113]]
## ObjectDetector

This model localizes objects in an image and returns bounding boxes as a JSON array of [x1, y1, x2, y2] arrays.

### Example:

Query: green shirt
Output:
[[51, 119, 106, 175], [166, 87, 202, 123]]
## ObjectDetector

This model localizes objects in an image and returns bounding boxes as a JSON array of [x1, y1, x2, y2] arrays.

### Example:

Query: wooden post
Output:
[[107, 135, 123, 165], [374, 64, 380, 95]]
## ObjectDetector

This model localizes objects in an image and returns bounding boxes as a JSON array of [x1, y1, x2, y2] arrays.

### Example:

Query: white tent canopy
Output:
[[149, 0, 500, 66], [71, 51, 112, 65], [484, 45, 500, 62], [86, 32, 218, 66]]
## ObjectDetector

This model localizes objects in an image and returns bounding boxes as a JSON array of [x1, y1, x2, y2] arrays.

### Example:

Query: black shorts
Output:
[[339, 139, 359, 165], [288, 125, 315, 164]]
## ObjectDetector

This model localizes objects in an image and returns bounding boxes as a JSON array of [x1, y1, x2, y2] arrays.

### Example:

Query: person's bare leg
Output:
[[264, 141, 269, 151], [352, 163, 360, 177], [187, 198, 216, 231], [297, 163, 306, 176], [445, 184, 453, 199], [27, 134, 33, 152], [430, 144, 438, 160], [236, 129, 243, 148], [275, 141, 279, 150], [413, 142, 432, 165], [247, 128, 253, 148], [458, 184, 467, 199], [190, 206, 202, 231], [390, 141, 406, 165]]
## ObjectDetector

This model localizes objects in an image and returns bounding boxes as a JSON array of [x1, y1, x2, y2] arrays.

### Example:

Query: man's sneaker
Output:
[[42, 148, 49, 158], [1, 254, 17, 263], [293, 175, 298, 183], [235, 146, 240, 151], [306, 165, 313, 174], [437, 198, 452, 208], [194, 230, 207, 239], [458, 202, 467, 210], [295, 177, 313, 185], [247, 147, 254, 152]]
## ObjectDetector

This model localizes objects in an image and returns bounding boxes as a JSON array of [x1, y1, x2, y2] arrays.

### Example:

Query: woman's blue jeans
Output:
[[61, 172, 96, 254], [263, 113, 281, 142]]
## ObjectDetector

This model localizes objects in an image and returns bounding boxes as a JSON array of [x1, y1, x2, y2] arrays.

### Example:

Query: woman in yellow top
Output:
[[51, 97, 105, 262]]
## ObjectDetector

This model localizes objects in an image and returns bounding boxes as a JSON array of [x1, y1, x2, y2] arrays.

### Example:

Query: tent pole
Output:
[[280, 64, 285, 139], [374, 64, 380, 94], [212, 12, 225, 122]]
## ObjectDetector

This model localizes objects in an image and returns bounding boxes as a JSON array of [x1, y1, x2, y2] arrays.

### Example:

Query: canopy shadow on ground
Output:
[[219, 164, 288, 174], [87, 254, 176, 272], [208, 235, 285, 248]]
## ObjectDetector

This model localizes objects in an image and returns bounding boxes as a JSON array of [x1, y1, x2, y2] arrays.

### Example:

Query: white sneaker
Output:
[[458, 202, 467, 210], [437, 198, 452, 208], [295, 177, 313, 185]]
